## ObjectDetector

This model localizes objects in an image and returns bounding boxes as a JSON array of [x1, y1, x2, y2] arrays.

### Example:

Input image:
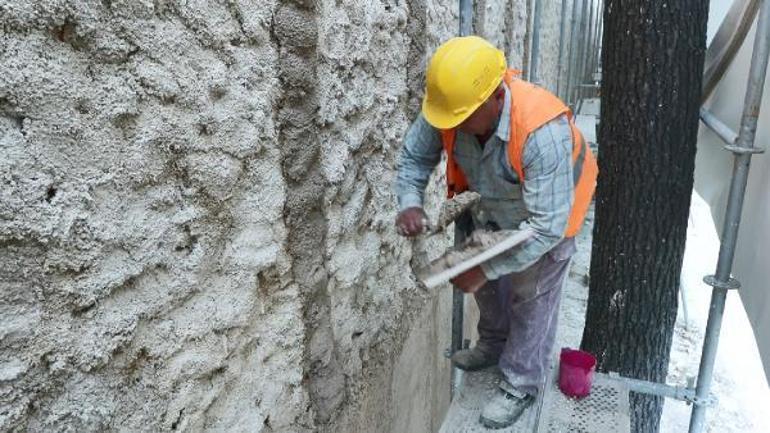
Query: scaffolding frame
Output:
[[449, 2, 768, 432], [689, 0, 769, 430], [598, 1, 770, 432]]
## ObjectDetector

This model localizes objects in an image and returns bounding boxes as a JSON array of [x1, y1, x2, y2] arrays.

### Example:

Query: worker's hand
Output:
[[451, 266, 488, 293], [396, 207, 429, 237]]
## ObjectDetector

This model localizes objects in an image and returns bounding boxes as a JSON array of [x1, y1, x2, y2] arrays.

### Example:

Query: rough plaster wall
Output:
[[474, 0, 528, 72], [0, 0, 457, 432], [389, 289, 452, 433], [474, 0, 507, 51], [0, 1, 313, 432], [308, 0, 458, 431], [1, 1, 573, 432], [535, 0, 564, 92], [475, 0, 566, 93]]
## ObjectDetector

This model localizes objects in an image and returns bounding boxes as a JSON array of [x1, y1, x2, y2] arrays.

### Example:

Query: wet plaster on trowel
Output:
[[431, 192, 481, 235]]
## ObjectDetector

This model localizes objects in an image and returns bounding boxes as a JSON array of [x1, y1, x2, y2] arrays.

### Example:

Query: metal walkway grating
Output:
[[439, 366, 630, 433], [537, 372, 630, 433], [439, 368, 539, 433]]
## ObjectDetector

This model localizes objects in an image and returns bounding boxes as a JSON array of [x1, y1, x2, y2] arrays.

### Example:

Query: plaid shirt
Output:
[[395, 85, 575, 279]]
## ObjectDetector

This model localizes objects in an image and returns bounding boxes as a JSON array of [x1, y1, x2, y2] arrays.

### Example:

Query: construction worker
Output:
[[394, 36, 597, 428]]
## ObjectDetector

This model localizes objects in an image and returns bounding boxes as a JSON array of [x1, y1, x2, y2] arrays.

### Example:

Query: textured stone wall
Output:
[[536, 0, 566, 92], [474, 0, 529, 70], [1, 2, 307, 431], [0, 1, 564, 432], [473, 0, 567, 93]]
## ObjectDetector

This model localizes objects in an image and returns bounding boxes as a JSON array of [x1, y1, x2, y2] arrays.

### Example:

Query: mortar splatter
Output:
[[430, 191, 481, 234]]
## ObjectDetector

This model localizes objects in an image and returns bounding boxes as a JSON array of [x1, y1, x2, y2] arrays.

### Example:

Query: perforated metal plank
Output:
[[536, 372, 630, 433], [439, 367, 630, 433], [439, 367, 540, 433]]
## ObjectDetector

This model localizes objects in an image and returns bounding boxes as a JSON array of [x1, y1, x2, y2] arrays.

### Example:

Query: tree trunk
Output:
[[580, 1, 709, 432]]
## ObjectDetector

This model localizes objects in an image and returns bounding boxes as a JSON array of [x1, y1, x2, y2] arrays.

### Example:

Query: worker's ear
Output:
[[495, 85, 505, 102], [493, 85, 505, 109]]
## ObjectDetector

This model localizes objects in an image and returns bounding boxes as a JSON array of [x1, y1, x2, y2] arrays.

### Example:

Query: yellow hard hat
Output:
[[422, 36, 506, 130]]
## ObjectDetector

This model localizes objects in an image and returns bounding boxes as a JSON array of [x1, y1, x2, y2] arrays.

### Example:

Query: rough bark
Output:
[[580, 1, 709, 432]]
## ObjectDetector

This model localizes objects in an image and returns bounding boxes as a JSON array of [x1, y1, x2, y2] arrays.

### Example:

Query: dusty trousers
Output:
[[473, 237, 576, 396]]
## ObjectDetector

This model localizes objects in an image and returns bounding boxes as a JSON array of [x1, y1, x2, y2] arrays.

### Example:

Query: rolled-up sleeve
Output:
[[481, 116, 574, 279], [395, 114, 443, 210]]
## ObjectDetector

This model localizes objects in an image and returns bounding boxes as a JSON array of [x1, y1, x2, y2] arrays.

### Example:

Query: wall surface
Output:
[[474, 0, 528, 71], [1, 2, 311, 431], [535, 0, 565, 92], [0, 1, 558, 432], [473, 0, 568, 94]]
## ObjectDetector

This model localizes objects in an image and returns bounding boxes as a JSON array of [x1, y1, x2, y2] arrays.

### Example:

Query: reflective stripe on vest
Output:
[[440, 69, 598, 238], [571, 119, 587, 185]]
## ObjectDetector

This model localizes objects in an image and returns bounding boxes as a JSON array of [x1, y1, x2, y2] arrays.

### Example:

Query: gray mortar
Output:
[[1, 2, 309, 432], [474, 0, 528, 71], [536, 0, 566, 92], [0, 1, 560, 432], [272, 0, 344, 426]]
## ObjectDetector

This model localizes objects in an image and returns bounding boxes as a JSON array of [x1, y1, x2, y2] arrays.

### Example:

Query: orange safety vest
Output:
[[441, 69, 598, 238]]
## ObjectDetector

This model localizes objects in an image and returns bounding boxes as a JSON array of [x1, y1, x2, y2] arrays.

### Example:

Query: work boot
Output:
[[479, 380, 535, 429], [450, 347, 498, 371]]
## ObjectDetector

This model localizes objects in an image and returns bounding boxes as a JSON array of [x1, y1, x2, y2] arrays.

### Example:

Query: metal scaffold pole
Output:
[[573, 0, 589, 104], [557, 0, 571, 97], [689, 0, 770, 431], [459, 0, 473, 37], [578, 0, 595, 99], [593, 0, 604, 79], [450, 0, 473, 400], [566, 0, 582, 106], [591, 0, 603, 97], [587, 0, 602, 85], [530, 0, 544, 84]]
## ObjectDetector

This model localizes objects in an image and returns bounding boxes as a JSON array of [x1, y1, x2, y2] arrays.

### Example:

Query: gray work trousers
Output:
[[474, 237, 576, 396]]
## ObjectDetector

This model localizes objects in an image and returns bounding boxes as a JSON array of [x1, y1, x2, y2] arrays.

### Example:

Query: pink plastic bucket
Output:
[[558, 348, 597, 398]]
